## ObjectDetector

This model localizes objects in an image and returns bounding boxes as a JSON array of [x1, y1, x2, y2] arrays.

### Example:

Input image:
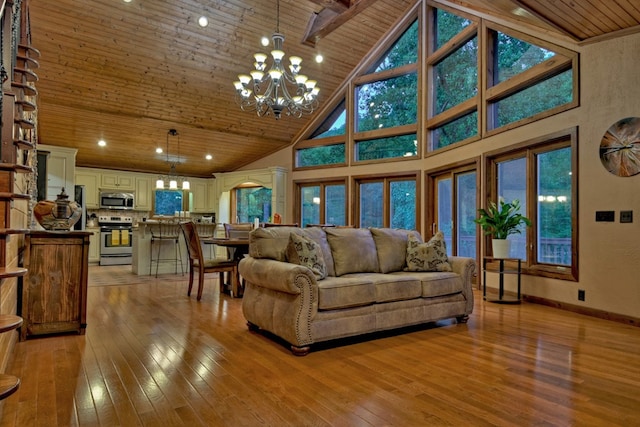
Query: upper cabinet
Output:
[[37, 144, 77, 200], [190, 179, 209, 213], [135, 176, 152, 210], [75, 169, 99, 208], [100, 172, 134, 190]]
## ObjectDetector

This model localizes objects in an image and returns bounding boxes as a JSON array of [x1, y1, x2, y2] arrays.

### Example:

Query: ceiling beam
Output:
[[302, 0, 380, 47], [307, 0, 351, 13]]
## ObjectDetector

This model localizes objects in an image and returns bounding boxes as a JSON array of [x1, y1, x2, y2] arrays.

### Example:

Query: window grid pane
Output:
[[537, 147, 572, 265], [435, 9, 471, 50], [297, 144, 346, 167], [389, 180, 416, 229], [456, 172, 477, 258], [434, 37, 478, 115], [494, 70, 573, 128], [373, 20, 419, 72], [356, 134, 417, 161], [360, 182, 384, 228], [300, 186, 321, 227], [497, 158, 527, 260], [432, 111, 478, 149], [496, 32, 555, 84], [325, 185, 346, 225], [356, 73, 417, 132], [437, 178, 452, 255]]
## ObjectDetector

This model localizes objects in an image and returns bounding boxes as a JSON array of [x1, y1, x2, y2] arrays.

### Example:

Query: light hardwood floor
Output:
[[1, 265, 639, 426]]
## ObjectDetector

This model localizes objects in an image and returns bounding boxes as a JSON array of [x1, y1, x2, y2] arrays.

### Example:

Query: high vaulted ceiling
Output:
[[26, 0, 640, 178]]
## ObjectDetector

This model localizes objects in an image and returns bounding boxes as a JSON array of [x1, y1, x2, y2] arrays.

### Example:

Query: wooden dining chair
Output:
[[179, 221, 237, 301]]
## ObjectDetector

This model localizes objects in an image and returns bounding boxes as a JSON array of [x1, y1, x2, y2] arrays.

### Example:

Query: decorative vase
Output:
[[492, 238, 511, 259], [33, 188, 82, 231]]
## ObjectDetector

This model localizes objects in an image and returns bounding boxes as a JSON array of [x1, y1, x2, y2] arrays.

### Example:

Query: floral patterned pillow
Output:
[[405, 232, 452, 272], [286, 233, 327, 280]]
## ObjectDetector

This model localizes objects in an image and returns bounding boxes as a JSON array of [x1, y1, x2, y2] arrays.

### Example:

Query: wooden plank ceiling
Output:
[[26, 0, 640, 178]]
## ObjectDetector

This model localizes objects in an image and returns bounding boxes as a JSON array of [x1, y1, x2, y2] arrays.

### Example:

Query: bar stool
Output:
[[149, 219, 184, 277]]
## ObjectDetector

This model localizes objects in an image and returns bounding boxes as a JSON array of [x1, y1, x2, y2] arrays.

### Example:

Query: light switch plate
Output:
[[620, 210, 633, 223], [595, 211, 615, 222]]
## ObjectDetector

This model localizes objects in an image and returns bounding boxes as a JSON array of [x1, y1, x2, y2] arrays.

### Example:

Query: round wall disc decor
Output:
[[599, 117, 640, 177]]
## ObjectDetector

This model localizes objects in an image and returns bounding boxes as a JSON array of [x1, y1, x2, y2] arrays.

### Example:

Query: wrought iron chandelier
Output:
[[233, 0, 320, 119], [156, 129, 190, 190]]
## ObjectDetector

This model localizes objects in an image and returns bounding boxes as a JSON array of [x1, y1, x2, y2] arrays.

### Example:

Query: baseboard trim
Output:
[[523, 295, 640, 327]]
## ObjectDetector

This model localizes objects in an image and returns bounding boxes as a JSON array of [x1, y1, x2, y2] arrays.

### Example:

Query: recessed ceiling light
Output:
[[205, 154, 213, 160], [315, 54, 323, 63], [98, 140, 106, 147], [198, 16, 208, 27], [123, 0, 132, 3], [156, 147, 163, 154], [261, 36, 269, 47]]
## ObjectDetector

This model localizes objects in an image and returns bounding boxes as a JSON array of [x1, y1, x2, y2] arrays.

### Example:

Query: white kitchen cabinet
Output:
[[100, 172, 134, 190], [38, 144, 77, 200], [190, 178, 217, 213], [75, 169, 100, 208], [135, 176, 152, 210], [88, 228, 100, 263], [190, 179, 209, 213]]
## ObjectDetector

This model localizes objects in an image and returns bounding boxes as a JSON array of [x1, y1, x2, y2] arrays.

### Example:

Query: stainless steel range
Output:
[[99, 215, 133, 265]]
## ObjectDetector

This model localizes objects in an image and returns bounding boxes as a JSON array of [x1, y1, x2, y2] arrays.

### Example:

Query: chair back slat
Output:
[[179, 221, 204, 262], [151, 219, 181, 239], [224, 223, 252, 239]]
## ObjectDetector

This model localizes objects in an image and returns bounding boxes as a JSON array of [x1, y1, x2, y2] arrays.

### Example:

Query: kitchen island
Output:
[[132, 221, 220, 275]]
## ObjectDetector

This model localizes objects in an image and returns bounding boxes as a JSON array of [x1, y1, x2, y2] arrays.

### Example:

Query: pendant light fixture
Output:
[[233, 0, 320, 119], [156, 129, 190, 191]]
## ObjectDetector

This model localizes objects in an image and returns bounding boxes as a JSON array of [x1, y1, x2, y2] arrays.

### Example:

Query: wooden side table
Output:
[[483, 257, 521, 304], [20, 231, 91, 340]]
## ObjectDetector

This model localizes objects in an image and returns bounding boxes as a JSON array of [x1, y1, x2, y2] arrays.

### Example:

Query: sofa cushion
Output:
[[249, 226, 302, 261], [391, 271, 462, 297], [326, 228, 380, 276], [405, 232, 452, 272], [317, 276, 376, 310], [343, 272, 422, 303], [286, 233, 327, 280], [301, 227, 336, 277], [371, 228, 423, 273]]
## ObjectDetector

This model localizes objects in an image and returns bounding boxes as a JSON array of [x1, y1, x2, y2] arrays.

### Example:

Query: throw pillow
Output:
[[405, 232, 452, 272], [286, 233, 327, 280]]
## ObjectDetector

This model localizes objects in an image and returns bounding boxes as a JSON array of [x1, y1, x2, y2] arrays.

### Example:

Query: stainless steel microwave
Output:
[[99, 192, 134, 210]]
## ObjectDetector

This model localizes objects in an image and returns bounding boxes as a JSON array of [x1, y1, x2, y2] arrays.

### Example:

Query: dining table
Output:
[[202, 237, 250, 297]]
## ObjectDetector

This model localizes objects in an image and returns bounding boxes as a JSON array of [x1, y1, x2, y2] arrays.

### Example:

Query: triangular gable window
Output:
[[370, 19, 418, 73], [310, 99, 346, 139]]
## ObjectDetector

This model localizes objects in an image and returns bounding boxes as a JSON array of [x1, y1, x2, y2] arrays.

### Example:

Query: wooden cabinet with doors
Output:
[[190, 178, 211, 213], [135, 175, 152, 210], [100, 172, 134, 190], [75, 169, 100, 208], [20, 231, 91, 340]]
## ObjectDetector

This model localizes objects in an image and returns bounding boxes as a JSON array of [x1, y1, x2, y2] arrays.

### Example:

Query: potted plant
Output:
[[475, 198, 531, 258]]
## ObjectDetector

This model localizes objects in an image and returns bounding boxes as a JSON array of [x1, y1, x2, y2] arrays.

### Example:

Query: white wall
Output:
[[239, 31, 640, 319]]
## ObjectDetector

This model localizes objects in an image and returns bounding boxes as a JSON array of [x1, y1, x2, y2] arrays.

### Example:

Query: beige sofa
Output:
[[239, 226, 475, 355]]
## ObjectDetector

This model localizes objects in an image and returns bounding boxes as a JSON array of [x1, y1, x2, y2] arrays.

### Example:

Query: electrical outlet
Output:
[[578, 289, 585, 301], [595, 211, 615, 222], [620, 210, 633, 223]]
